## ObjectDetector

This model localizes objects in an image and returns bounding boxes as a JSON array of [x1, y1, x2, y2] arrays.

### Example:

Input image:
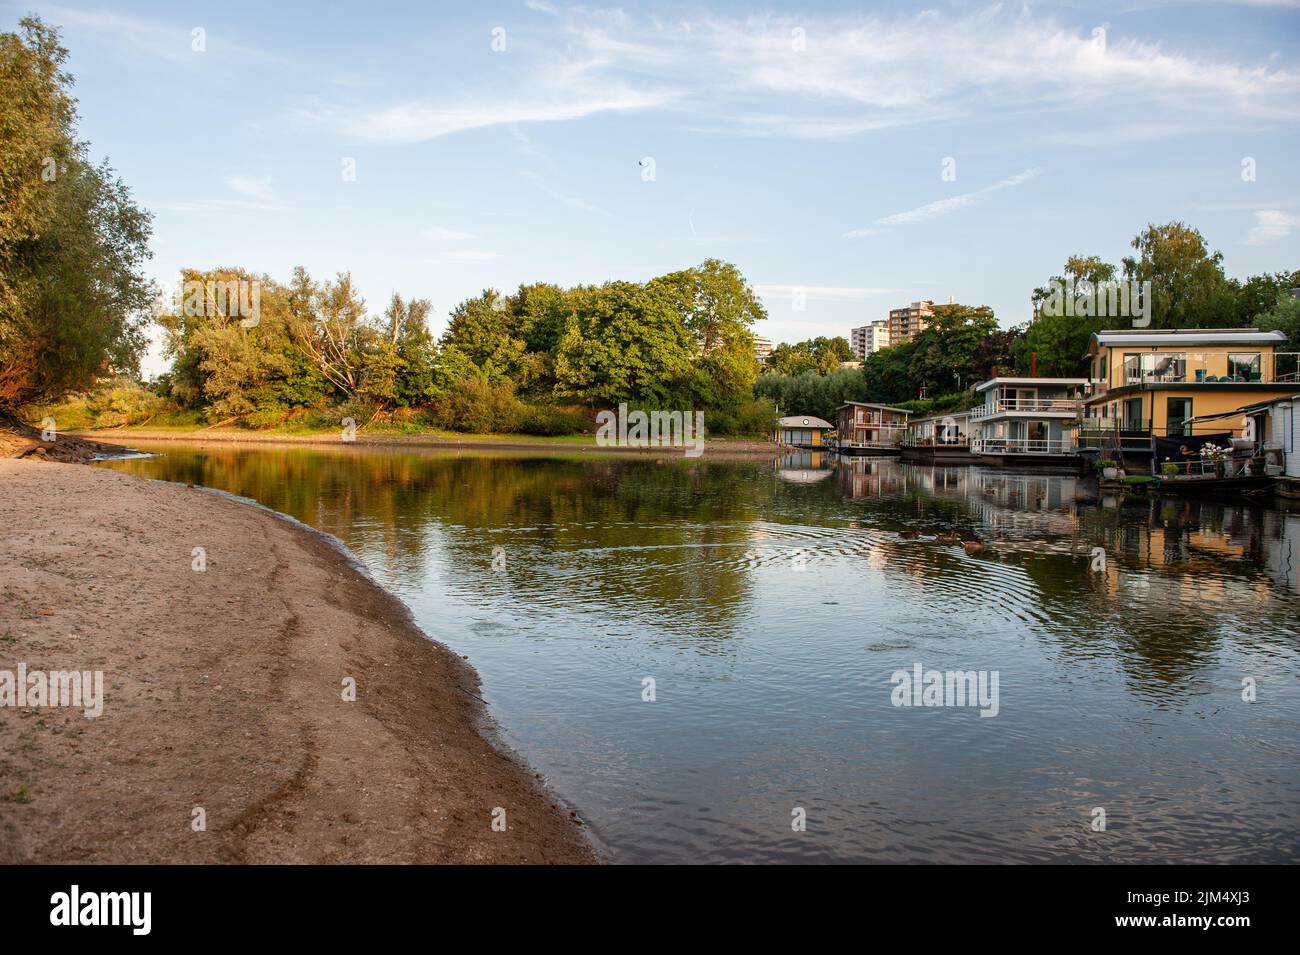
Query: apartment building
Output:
[[888, 301, 934, 345], [849, 319, 890, 359]]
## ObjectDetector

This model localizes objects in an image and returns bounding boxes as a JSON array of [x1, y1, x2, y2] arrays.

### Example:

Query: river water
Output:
[[101, 445, 1300, 863]]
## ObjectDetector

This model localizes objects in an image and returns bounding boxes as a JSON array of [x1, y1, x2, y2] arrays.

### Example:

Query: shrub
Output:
[[518, 405, 588, 436], [705, 396, 779, 436], [431, 376, 523, 434]]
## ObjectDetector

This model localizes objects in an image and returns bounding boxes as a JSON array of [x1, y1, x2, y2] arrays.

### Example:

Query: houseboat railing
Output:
[[1117, 351, 1300, 386], [970, 398, 1081, 418], [971, 437, 1077, 455]]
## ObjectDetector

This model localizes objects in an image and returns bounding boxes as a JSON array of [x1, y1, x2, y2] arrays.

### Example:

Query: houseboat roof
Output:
[[835, 401, 911, 414], [908, 410, 974, 425], [777, 415, 834, 429], [1087, 329, 1286, 352], [973, 377, 1088, 392], [1229, 392, 1300, 415]]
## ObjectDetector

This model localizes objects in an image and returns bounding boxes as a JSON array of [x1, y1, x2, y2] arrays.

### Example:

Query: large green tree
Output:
[[553, 281, 696, 405], [0, 17, 153, 412], [1121, 222, 1234, 329]]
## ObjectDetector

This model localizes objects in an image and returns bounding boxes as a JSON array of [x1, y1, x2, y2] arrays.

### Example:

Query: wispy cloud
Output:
[[441, 250, 501, 262], [32, 3, 296, 67], [844, 169, 1042, 238], [422, 225, 477, 241], [301, 6, 1299, 145], [153, 175, 284, 215], [228, 175, 276, 203], [519, 170, 611, 217], [755, 285, 896, 302], [1244, 210, 1300, 245]]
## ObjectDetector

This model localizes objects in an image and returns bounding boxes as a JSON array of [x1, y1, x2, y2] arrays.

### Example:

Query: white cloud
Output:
[[755, 285, 896, 301], [33, 3, 296, 67], [519, 170, 612, 217], [422, 225, 477, 241], [228, 175, 276, 203], [1244, 210, 1300, 245], [845, 168, 1042, 237], [155, 176, 285, 215], [305, 6, 1299, 145], [442, 250, 501, 262]]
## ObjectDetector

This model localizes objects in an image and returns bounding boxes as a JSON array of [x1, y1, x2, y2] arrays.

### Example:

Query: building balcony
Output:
[[971, 437, 1076, 455], [970, 398, 1081, 419], [1111, 352, 1300, 389]]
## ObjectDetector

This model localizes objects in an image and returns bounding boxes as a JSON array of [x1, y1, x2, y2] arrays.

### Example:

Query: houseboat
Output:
[[1229, 391, 1300, 500], [900, 411, 979, 464], [835, 402, 910, 456], [1072, 329, 1299, 473], [774, 415, 835, 450], [968, 377, 1088, 469]]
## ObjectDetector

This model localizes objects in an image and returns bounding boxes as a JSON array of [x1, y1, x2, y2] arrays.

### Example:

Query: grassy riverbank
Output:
[[65, 425, 783, 457]]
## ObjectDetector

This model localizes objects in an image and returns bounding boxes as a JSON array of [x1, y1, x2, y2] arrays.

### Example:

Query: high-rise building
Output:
[[753, 335, 774, 365], [850, 319, 890, 359], [887, 301, 934, 345]]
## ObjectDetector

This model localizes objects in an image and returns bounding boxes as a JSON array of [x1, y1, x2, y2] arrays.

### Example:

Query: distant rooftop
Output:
[[777, 415, 833, 429], [836, 401, 911, 414], [1089, 329, 1286, 352], [974, 376, 1088, 392]]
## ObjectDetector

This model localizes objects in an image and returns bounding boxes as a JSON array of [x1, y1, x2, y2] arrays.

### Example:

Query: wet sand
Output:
[[0, 458, 595, 863]]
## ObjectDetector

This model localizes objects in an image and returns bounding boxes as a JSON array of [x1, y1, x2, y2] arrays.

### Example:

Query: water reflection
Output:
[[102, 445, 1300, 863]]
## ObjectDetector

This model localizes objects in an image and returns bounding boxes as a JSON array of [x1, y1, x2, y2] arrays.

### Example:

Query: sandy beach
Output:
[[0, 456, 595, 863]]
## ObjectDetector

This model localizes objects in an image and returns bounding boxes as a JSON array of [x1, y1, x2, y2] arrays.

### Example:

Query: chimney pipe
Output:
[[1030, 351, 1037, 377]]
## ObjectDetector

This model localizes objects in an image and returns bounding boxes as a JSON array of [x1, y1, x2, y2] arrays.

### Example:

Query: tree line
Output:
[[154, 258, 772, 434], [757, 223, 1298, 422]]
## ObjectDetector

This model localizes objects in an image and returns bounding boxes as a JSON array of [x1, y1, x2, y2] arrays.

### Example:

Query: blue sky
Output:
[[10, 0, 1299, 373]]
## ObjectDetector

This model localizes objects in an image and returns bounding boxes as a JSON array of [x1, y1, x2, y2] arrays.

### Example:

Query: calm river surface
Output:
[[101, 445, 1300, 863]]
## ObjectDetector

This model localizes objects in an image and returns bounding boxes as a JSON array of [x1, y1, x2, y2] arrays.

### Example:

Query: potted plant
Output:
[[1199, 442, 1229, 478], [1161, 460, 1180, 478], [1098, 458, 1119, 480]]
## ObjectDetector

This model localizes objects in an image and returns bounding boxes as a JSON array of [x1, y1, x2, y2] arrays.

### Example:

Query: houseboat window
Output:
[[1226, 353, 1261, 381], [1166, 397, 1192, 437], [1124, 352, 1187, 383]]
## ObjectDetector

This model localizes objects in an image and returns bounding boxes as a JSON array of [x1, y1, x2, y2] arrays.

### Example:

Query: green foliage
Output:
[[432, 375, 523, 434], [703, 396, 779, 436], [517, 405, 589, 436], [553, 281, 696, 406], [896, 392, 978, 417], [907, 304, 1000, 396], [0, 17, 153, 411], [765, 336, 853, 376], [1254, 291, 1300, 348], [754, 368, 873, 422], [1121, 222, 1236, 329]]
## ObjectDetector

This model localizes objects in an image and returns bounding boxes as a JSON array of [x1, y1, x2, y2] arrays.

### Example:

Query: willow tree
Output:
[[0, 17, 153, 415]]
